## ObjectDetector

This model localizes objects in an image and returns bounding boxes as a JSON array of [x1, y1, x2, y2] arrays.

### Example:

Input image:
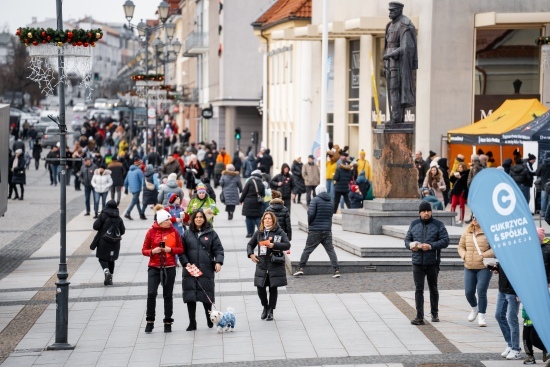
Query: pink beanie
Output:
[[537, 227, 545, 243]]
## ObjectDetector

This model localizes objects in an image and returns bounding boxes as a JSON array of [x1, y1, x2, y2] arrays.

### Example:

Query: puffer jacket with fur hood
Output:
[[333, 163, 353, 193], [457, 224, 495, 269], [265, 198, 292, 240], [91, 169, 113, 193]]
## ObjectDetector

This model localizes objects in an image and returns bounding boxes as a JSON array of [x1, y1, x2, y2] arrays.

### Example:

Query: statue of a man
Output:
[[383, 1, 418, 124]]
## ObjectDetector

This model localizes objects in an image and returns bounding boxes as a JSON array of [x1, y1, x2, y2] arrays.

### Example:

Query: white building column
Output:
[[333, 38, 347, 145], [359, 34, 374, 165], [261, 44, 268, 148], [298, 41, 313, 159]]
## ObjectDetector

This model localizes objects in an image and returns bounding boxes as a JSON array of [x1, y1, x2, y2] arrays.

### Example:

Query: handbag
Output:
[[103, 221, 122, 243], [270, 251, 286, 264], [472, 231, 495, 268], [251, 178, 263, 204], [220, 192, 225, 204]]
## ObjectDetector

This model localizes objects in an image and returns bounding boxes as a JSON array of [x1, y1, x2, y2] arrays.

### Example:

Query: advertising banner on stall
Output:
[[469, 169, 550, 351]]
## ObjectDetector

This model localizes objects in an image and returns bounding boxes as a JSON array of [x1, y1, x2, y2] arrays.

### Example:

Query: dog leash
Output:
[[187, 264, 218, 311]]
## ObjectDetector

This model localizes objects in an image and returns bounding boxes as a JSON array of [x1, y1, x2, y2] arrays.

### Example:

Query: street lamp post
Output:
[[123, 0, 181, 160]]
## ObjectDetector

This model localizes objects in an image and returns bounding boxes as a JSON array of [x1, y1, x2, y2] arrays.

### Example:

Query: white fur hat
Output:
[[156, 209, 171, 224], [429, 160, 439, 168], [168, 173, 177, 181]]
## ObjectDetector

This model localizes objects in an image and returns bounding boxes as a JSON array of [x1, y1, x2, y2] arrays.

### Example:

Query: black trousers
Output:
[[413, 264, 439, 319], [146, 266, 176, 322], [306, 186, 317, 205], [257, 276, 279, 309], [523, 325, 547, 355], [283, 198, 291, 212], [11, 184, 24, 199], [186, 301, 212, 322], [99, 259, 115, 274], [333, 191, 350, 213]]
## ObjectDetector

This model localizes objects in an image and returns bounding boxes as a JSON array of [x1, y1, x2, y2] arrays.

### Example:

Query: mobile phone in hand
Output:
[[159, 241, 165, 248]]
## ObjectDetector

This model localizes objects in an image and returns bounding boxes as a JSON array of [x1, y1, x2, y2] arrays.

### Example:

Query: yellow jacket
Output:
[[356, 158, 372, 181], [326, 161, 337, 180]]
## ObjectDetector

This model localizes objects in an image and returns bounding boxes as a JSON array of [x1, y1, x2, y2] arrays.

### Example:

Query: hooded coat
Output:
[[270, 164, 295, 199], [107, 160, 126, 186], [91, 169, 113, 193], [240, 173, 266, 217], [180, 224, 224, 303], [307, 192, 333, 231], [291, 160, 306, 195], [91, 200, 126, 261], [333, 163, 353, 193], [244, 152, 255, 178], [356, 171, 371, 200], [11, 153, 26, 185], [247, 224, 291, 288], [158, 179, 184, 205], [143, 168, 159, 206], [265, 198, 292, 240], [124, 165, 144, 193], [219, 170, 242, 206]]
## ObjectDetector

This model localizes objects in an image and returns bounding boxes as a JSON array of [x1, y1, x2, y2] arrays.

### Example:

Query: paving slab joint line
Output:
[[0, 230, 97, 364], [383, 291, 461, 354]]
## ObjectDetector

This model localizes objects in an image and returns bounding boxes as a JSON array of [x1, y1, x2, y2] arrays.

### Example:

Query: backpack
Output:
[[103, 220, 123, 243]]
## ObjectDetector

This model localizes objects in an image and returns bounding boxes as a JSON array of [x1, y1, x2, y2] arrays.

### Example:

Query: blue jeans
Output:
[[519, 184, 530, 204], [542, 190, 548, 215], [245, 216, 261, 236], [464, 268, 492, 313], [50, 165, 61, 185], [495, 291, 520, 351], [93, 191, 108, 214], [326, 179, 334, 200], [84, 185, 96, 214], [126, 192, 144, 217]]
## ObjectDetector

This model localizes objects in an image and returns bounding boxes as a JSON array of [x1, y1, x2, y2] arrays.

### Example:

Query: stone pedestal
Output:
[[372, 124, 418, 199]]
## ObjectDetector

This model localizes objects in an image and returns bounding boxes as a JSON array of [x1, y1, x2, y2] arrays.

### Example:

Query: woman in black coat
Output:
[[333, 160, 353, 213], [90, 200, 126, 285], [240, 171, 266, 238], [264, 190, 292, 241], [437, 158, 451, 208], [270, 163, 295, 210], [247, 211, 291, 321], [11, 149, 26, 200], [450, 162, 469, 224], [291, 158, 306, 204], [180, 210, 224, 331], [143, 164, 159, 208]]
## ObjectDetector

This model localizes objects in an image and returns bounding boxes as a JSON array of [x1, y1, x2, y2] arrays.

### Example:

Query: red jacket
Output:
[[142, 222, 184, 267]]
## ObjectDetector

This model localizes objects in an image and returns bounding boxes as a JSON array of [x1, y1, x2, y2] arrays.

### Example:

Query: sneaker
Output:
[[431, 313, 439, 322], [124, 213, 133, 220], [293, 268, 304, 276], [84, 212, 90, 216], [145, 322, 154, 333], [501, 347, 512, 358], [478, 313, 486, 327], [410, 317, 425, 325], [523, 355, 536, 364], [103, 269, 113, 286], [507, 350, 522, 360], [140, 215, 147, 220], [468, 307, 478, 322], [333, 270, 341, 278]]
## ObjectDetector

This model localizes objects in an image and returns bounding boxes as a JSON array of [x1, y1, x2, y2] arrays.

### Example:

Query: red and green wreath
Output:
[[535, 37, 550, 46], [132, 74, 165, 82], [16, 27, 103, 47]]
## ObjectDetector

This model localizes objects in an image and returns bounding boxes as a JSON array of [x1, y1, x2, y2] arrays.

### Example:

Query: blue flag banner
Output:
[[311, 122, 321, 163], [469, 169, 550, 351]]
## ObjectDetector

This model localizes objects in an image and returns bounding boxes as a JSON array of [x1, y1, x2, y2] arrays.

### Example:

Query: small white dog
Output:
[[209, 307, 236, 333]]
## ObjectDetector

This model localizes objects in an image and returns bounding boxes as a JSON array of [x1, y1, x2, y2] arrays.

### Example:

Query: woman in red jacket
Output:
[[142, 206, 184, 333]]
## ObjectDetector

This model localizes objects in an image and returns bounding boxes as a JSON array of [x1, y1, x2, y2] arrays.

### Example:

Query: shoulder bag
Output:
[[251, 178, 263, 204], [103, 220, 122, 243], [472, 231, 497, 268]]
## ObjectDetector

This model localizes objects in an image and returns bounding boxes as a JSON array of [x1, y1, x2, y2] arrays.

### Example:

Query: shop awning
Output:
[[447, 99, 548, 145]]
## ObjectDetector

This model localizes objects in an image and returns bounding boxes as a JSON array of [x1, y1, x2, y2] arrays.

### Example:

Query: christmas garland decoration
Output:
[[535, 37, 550, 46], [17, 27, 103, 47], [132, 74, 165, 81]]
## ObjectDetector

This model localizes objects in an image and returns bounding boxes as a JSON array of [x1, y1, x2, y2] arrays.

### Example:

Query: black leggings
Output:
[[257, 276, 279, 309], [186, 301, 212, 322], [11, 184, 24, 199], [523, 325, 547, 355], [99, 259, 115, 274], [333, 191, 350, 213]]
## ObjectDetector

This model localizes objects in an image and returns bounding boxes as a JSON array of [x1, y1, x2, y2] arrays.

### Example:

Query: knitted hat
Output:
[[226, 164, 235, 171], [359, 150, 366, 156], [169, 193, 179, 204], [419, 201, 432, 212], [457, 154, 464, 160], [350, 184, 359, 192], [429, 160, 439, 168], [168, 173, 177, 181], [156, 209, 171, 224], [308, 154, 315, 159], [429, 150, 437, 158], [537, 227, 545, 243], [196, 184, 207, 193], [528, 153, 536, 161], [251, 169, 262, 176]]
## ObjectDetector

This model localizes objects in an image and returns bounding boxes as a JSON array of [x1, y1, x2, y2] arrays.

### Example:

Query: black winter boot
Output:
[[164, 318, 173, 333], [261, 306, 268, 320], [266, 308, 274, 321], [145, 322, 154, 333]]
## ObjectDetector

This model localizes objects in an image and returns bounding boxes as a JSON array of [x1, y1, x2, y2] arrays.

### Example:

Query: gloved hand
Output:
[[124, 188, 128, 195], [191, 169, 197, 174]]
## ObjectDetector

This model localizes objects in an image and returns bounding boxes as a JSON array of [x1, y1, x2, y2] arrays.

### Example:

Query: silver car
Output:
[[42, 126, 67, 148]]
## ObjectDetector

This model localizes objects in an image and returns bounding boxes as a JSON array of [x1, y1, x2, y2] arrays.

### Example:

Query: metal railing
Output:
[[184, 31, 208, 54]]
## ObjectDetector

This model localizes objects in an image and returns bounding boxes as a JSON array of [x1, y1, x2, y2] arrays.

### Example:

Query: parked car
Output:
[[34, 116, 57, 139], [94, 98, 108, 109], [72, 103, 88, 112], [87, 108, 118, 121], [42, 126, 67, 148]]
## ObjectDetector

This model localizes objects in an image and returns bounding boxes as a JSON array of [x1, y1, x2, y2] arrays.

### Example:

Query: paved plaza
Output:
[[0, 167, 548, 367]]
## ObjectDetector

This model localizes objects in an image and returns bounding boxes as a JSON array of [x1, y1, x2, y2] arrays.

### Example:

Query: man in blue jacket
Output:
[[123, 157, 146, 220], [405, 200, 449, 325], [294, 185, 340, 278]]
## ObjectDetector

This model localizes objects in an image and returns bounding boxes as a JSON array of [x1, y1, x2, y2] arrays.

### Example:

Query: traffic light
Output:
[[251, 131, 255, 144], [235, 128, 241, 140]]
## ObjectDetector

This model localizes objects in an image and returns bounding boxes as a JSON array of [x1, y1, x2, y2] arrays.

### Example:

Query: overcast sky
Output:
[[0, 0, 160, 33]]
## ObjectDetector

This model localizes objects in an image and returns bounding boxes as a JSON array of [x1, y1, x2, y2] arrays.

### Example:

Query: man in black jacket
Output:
[[294, 185, 340, 278], [405, 201, 449, 325], [536, 158, 550, 215]]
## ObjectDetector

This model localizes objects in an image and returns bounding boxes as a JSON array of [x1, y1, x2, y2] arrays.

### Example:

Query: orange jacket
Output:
[[216, 152, 231, 165]]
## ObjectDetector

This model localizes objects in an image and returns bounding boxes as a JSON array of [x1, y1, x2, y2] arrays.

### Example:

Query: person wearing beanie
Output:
[[348, 184, 364, 209], [465, 154, 485, 224], [427, 150, 437, 164], [509, 156, 532, 205], [265, 190, 292, 240], [294, 184, 340, 278], [220, 163, 243, 220], [187, 183, 219, 221], [157, 171, 184, 206], [123, 156, 146, 221], [270, 163, 296, 211], [405, 200, 450, 325], [240, 169, 266, 237], [141, 204, 184, 333], [184, 154, 204, 197], [165, 194, 188, 236], [107, 155, 126, 206], [90, 200, 125, 286], [91, 164, 113, 218], [457, 214, 495, 327]]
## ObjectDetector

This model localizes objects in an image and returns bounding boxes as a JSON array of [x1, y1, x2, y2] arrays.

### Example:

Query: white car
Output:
[[94, 98, 108, 109], [72, 103, 88, 112]]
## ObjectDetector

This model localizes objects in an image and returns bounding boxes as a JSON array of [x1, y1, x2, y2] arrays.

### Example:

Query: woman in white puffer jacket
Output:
[[91, 165, 113, 218]]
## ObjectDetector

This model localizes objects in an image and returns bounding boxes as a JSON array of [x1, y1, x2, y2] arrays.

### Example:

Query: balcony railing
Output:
[[182, 87, 199, 104], [183, 31, 208, 55]]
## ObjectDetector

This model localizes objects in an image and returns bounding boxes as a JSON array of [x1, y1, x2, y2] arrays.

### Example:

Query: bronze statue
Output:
[[383, 1, 418, 124]]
